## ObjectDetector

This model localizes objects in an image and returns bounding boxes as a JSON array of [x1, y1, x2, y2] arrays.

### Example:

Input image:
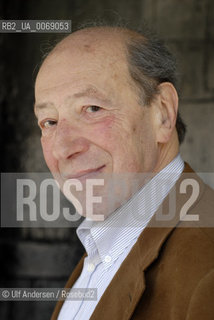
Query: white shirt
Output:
[[58, 154, 184, 320]]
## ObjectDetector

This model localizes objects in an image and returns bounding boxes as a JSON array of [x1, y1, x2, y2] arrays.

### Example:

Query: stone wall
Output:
[[1, 0, 214, 319]]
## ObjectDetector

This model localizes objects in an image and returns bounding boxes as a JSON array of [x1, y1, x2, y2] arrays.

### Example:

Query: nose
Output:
[[52, 120, 90, 161]]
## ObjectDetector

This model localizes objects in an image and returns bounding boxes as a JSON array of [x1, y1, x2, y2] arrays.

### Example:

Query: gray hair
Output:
[[127, 34, 186, 144]]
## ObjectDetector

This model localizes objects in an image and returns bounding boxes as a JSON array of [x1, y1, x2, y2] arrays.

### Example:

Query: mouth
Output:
[[61, 165, 106, 181]]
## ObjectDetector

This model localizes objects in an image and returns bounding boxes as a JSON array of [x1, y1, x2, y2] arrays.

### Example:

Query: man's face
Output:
[[34, 32, 159, 218]]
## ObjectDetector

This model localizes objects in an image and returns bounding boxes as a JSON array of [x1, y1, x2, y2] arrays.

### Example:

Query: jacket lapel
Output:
[[90, 163, 205, 319], [51, 163, 205, 320], [89, 224, 176, 319]]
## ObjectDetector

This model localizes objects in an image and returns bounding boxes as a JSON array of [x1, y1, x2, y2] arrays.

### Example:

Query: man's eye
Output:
[[41, 120, 57, 128], [86, 105, 101, 113]]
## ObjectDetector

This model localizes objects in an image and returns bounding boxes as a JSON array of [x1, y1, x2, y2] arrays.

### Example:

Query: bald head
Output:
[[37, 28, 128, 82], [48, 26, 142, 57]]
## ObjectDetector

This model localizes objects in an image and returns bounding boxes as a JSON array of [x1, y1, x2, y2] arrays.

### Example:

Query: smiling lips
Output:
[[62, 165, 106, 180]]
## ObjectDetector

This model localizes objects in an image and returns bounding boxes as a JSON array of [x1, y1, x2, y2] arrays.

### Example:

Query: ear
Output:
[[153, 82, 178, 144]]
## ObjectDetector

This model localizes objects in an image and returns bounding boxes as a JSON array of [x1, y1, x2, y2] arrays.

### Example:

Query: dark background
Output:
[[1, 0, 214, 319]]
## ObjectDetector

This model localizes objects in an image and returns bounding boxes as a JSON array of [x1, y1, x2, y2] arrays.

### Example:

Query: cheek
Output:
[[91, 116, 117, 146], [92, 116, 140, 167]]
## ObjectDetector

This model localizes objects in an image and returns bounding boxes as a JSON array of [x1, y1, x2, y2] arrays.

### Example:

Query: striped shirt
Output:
[[58, 154, 184, 320]]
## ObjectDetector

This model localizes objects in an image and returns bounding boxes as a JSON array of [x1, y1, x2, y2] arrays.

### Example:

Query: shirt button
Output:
[[104, 255, 112, 263], [87, 263, 95, 272]]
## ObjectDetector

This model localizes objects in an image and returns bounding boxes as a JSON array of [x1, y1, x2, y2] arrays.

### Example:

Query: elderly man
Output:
[[34, 26, 214, 320]]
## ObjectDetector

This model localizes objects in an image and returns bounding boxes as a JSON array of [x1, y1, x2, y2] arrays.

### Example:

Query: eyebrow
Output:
[[34, 102, 54, 118], [73, 87, 112, 105], [73, 87, 110, 99], [34, 102, 53, 111], [34, 86, 112, 114]]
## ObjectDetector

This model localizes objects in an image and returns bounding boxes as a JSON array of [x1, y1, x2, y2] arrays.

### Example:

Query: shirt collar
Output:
[[77, 154, 184, 269]]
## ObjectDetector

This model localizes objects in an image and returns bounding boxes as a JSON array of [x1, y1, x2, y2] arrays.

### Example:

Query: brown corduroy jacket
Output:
[[51, 164, 214, 320]]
